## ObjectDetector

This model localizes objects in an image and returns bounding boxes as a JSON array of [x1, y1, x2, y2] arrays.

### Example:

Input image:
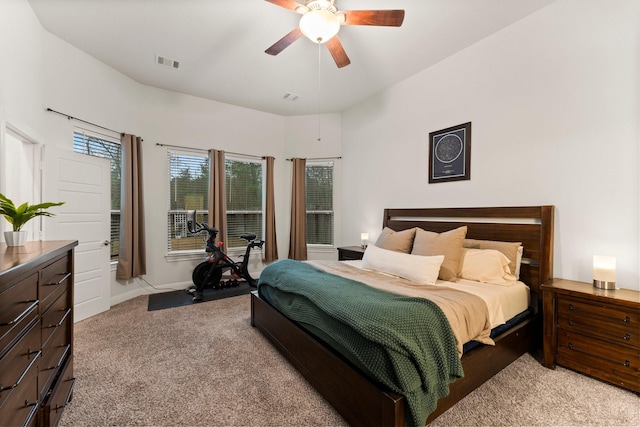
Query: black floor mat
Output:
[[147, 282, 253, 311]]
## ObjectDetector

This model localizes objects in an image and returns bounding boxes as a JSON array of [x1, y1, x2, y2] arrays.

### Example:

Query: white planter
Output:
[[4, 231, 27, 246]]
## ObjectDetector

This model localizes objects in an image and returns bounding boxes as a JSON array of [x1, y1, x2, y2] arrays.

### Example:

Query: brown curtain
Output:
[[263, 156, 278, 263], [116, 133, 146, 280], [208, 149, 227, 252], [288, 158, 307, 260]]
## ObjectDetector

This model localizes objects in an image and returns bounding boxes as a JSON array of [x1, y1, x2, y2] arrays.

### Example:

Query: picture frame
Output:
[[428, 122, 471, 183]]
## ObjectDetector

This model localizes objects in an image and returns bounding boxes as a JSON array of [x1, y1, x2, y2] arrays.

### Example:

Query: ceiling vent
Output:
[[155, 54, 180, 69], [282, 92, 300, 101]]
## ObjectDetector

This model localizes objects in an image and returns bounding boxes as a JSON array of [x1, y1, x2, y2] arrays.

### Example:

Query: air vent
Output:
[[155, 55, 180, 69], [282, 92, 300, 101]]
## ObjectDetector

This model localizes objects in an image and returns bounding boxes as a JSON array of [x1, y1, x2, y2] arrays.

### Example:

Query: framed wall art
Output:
[[428, 122, 471, 183]]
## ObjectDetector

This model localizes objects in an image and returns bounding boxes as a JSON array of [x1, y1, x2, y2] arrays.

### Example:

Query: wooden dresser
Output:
[[542, 278, 640, 392], [0, 240, 78, 427]]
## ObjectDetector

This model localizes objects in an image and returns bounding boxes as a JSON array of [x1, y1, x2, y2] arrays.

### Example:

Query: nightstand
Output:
[[542, 278, 640, 392], [337, 246, 366, 261]]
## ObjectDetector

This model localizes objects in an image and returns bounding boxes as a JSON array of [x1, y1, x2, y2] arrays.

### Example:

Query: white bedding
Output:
[[345, 260, 530, 329]]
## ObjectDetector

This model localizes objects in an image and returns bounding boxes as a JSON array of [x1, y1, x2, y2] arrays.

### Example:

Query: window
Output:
[[225, 157, 263, 249], [166, 152, 264, 254], [306, 161, 334, 245], [167, 150, 209, 252], [73, 129, 121, 261]]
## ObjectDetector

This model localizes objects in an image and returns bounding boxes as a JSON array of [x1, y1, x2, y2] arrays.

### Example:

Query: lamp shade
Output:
[[360, 232, 369, 249], [593, 255, 616, 289], [299, 9, 340, 43]]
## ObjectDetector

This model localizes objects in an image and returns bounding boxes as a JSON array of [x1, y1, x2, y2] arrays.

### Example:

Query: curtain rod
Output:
[[46, 107, 126, 137], [286, 156, 342, 161], [155, 142, 267, 160]]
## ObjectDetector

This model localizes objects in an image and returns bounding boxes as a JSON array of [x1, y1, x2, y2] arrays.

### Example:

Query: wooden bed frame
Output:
[[251, 206, 554, 426]]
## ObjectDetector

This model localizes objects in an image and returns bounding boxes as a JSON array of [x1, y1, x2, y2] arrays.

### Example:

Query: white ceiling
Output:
[[28, 0, 556, 116]]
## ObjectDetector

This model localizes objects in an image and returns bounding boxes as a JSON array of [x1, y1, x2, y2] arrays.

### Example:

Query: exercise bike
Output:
[[185, 211, 264, 302]]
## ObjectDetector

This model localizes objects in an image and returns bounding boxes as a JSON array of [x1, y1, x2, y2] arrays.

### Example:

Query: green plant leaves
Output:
[[0, 193, 65, 231]]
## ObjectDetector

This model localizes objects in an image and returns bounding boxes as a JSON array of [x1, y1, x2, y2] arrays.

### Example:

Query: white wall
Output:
[[341, 0, 640, 290], [0, 0, 45, 208]]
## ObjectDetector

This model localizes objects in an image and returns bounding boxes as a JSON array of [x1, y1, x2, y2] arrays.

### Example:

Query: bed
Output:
[[251, 206, 554, 426]]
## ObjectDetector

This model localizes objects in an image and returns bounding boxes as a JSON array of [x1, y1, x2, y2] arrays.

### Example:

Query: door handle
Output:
[[103, 240, 110, 246]]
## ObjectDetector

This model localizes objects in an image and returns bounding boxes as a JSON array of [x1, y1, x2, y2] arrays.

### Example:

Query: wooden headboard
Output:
[[382, 206, 554, 295]]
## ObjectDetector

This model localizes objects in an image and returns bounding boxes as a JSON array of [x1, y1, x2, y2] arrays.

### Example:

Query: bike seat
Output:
[[240, 233, 256, 242]]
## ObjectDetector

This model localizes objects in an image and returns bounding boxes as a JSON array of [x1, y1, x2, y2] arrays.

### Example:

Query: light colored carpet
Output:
[[59, 294, 639, 427]]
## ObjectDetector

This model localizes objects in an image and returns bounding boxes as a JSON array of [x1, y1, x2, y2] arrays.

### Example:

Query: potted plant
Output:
[[0, 193, 65, 246]]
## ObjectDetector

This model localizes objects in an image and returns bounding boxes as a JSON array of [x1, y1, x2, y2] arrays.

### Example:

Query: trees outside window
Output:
[[306, 161, 334, 246]]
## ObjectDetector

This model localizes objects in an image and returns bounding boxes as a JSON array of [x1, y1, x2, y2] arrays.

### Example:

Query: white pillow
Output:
[[459, 248, 517, 286], [361, 244, 444, 285]]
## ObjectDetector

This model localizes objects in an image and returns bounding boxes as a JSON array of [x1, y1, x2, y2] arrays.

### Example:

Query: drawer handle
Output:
[[624, 316, 630, 324], [46, 344, 71, 371], [0, 299, 39, 326], [624, 333, 630, 341], [53, 344, 71, 370], [568, 342, 574, 350], [0, 350, 41, 392], [624, 360, 630, 367], [568, 303, 574, 310], [46, 308, 72, 328], [24, 401, 39, 425], [65, 377, 76, 405], [568, 319, 574, 326], [45, 272, 71, 286]]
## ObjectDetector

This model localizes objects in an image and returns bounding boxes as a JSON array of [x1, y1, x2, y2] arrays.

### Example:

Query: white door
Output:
[[43, 146, 111, 322]]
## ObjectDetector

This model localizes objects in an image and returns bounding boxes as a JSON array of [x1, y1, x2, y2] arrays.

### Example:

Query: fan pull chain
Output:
[[317, 42, 322, 142]]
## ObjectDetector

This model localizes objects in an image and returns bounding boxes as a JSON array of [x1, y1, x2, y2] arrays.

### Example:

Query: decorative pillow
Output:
[[459, 248, 517, 285], [375, 227, 416, 254], [362, 244, 444, 285], [463, 239, 522, 278], [411, 226, 467, 281]]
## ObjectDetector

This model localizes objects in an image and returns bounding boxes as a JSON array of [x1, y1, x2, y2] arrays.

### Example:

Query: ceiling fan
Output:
[[264, 0, 405, 68]]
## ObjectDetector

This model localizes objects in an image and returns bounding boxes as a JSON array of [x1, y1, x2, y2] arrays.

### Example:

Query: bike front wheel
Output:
[[192, 262, 223, 289]]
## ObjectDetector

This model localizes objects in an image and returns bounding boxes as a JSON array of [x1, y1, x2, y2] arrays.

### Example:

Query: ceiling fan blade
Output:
[[265, 0, 306, 13], [326, 36, 351, 68], [265, 28, 303, 56], [342, 10, 405, 27]]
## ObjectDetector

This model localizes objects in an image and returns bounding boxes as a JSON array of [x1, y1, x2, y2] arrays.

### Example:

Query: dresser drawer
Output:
[[41, 355, 75, 427], [40, 255, 72, 310], [0, 357, 39, 427], [557, 296, 639, 347], [39, 312, 71, 398], [557, 329, 640, 392], [0, 272, 39, 358], [41, 289, 72, 348], [0, 321, 40, 409]]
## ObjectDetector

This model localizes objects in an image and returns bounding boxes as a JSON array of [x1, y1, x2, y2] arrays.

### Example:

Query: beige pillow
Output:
[[411, 226, 467, 281], [459, 248, 517, 285], [463, 239, 522, 277], [375, 227, 416, 254]]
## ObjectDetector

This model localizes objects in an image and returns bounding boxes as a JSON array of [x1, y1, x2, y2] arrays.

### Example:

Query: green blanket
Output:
[[257, 259, 464, 427]]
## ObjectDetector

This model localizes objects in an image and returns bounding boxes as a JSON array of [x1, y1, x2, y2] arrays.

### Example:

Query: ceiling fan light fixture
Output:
[[299, 8, 340, 44]]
